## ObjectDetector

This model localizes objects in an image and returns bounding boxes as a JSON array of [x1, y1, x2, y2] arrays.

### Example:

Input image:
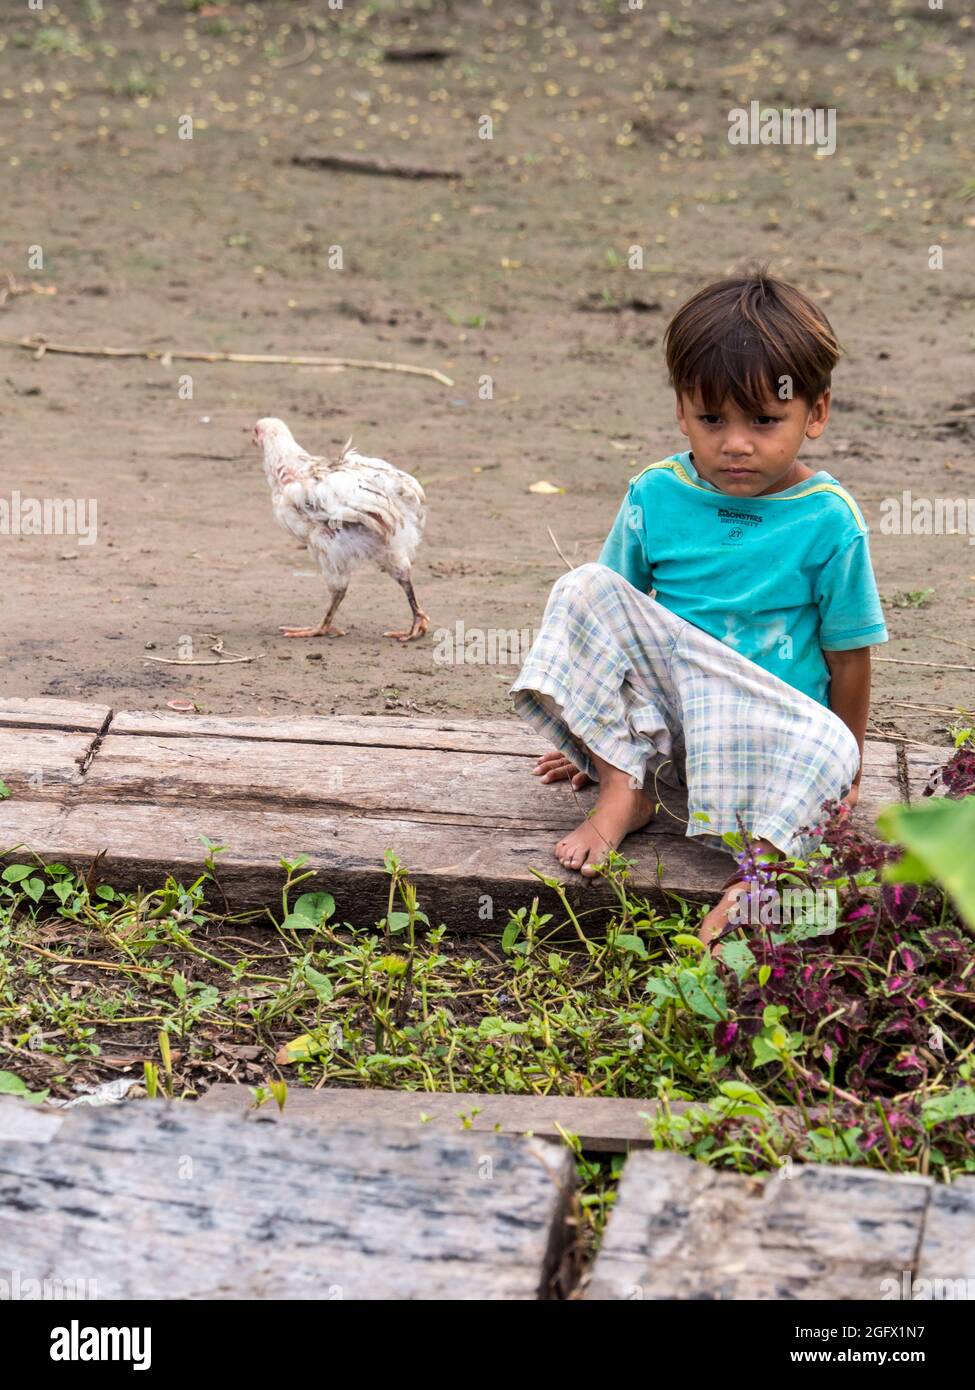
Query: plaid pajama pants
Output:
[[510, 563, 861, 861]]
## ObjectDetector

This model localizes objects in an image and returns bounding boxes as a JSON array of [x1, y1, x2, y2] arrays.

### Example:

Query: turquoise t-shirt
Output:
[[597, 451, 888, 707]]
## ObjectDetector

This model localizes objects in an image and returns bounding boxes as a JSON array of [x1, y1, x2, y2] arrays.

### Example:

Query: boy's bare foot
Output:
[[554, 754, 654, 877]]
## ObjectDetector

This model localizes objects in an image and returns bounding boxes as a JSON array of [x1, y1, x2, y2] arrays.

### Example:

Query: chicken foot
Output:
[[280, 587, 348, 638], [384, 574, 430, 642]]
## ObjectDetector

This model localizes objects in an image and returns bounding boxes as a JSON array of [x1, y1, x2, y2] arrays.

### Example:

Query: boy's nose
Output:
[[722, 436, 754, 457]]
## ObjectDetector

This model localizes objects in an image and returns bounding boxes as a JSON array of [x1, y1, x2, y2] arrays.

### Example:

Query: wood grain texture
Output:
[[196, 1083, 677, 1152], [0, 1097, 67, 1145], [0, 700, 945, 924], [111, 709, 541, 756], [82, 731, 595, 825], [906, 744, 953, 802], [914, 1177, 975, 1289], [0, 797, 732, 922], [79, 732, 907, 832], [0, 1102, 573, 1300], [0, 697, 111, 733], [585, 1152, 932, 1300], [0, 727, 93, 801]]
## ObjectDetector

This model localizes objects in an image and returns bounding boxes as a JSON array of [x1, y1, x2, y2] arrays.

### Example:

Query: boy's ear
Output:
[[805, 388, 831, 439], [675, 393, 691, 439]]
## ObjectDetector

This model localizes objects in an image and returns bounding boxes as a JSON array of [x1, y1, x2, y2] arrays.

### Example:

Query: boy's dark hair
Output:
[[663, 270, 841, 415]]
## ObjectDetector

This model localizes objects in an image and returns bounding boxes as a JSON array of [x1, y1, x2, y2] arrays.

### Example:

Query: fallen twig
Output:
[[382, 47, 451, 63], [12, 938, 165, 978], [144, 654, 263, 667], [0, 272, 57, 308], [0, 335, 454, 387], [867, 724, 941, 748], [291, 151, 463, 180], [890, 701, 974, 715], [270, 28, 316, 69], [931, 634, 975, 655], [874, 657, 975, 673], [546, 526, 574, 573]]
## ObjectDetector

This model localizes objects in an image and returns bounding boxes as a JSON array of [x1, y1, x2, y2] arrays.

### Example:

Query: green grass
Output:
[[1, 812, 972, 1176], [32, 28, 87, 57]]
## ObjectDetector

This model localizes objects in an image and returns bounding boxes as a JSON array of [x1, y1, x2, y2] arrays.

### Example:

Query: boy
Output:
[[511, 272, 888, 946]]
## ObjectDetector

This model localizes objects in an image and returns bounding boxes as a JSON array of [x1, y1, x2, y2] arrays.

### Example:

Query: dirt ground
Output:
[[1, 0, 973, 749]]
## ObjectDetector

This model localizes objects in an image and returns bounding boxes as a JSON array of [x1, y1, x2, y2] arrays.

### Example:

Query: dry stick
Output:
[[143, 654, 263, 666], [0, 273, 57, 307], [0, 336, 454, 387], [546, 526, 574, 573], [891, 701, 974, 715], [12, 938, 163, 977], [269, 28, 316, 68], [931, 634, 975, 655], [874, 657, 975, 673], [867, 724, 935, 748], [291, 152, 462, 180]]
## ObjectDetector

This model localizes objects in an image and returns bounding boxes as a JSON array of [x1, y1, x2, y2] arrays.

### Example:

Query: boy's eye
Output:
[[698, 414, 721, 425]]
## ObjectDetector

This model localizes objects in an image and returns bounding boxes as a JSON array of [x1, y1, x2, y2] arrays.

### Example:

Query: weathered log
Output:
[[0, 796, 729, 923], [0, 1101, 573, 1300], [0, 697, 111, 733], [197, 1082, 677, 1152], [914, 1176, 975, 1291], [586, 1151, 931, 1300], [0, 698, 944, 923]]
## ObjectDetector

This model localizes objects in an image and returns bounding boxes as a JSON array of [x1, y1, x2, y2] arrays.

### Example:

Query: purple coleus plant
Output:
[[712, 765, 975, 1122]]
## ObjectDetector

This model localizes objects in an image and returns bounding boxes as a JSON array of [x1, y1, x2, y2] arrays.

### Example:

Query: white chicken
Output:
[[252, 417, 429, 641]]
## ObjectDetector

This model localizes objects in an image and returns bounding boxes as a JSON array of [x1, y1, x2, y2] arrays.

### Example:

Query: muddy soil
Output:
[[1, 0, 973, 749]]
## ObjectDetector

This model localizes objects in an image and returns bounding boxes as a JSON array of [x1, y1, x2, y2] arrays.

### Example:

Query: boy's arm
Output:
[[598, 487, 654, 592], [824, 646, 871, 802]]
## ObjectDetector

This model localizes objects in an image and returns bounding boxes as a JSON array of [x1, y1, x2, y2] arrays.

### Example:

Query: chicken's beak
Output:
[[251, 425, 260, 447]]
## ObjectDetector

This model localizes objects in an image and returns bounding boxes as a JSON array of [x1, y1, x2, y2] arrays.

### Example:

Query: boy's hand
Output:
[[532, 750, 592, 789]]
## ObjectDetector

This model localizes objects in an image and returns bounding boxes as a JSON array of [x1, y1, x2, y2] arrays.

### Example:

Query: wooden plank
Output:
[[0, 697, 111, 733], [196, 1083, 677, 1152], [0, 1101, 574, 1299], [860, 741, 900, 775], [0, 798, 732, 921], [855, 740, 901, 822], [66, 729, 904, 832], [85, 730, 691, 830], [585, 1152, 931, 1300], [79, 730, 690, 834], [0, 1098, 67, 1145], [914, 1177, 975, 1293], [112, 709, 541, 757], [0, 727, 93, 801], [0, 697, 914, 920], [906, 743, 952, 802]]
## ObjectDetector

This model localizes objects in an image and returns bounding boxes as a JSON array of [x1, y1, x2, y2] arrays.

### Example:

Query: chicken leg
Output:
[[280, 586, 348, 638], [383, 573, 429, 642]]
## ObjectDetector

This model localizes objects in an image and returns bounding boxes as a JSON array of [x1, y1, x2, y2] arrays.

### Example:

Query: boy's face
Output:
[[675, 387, 830, 496]]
